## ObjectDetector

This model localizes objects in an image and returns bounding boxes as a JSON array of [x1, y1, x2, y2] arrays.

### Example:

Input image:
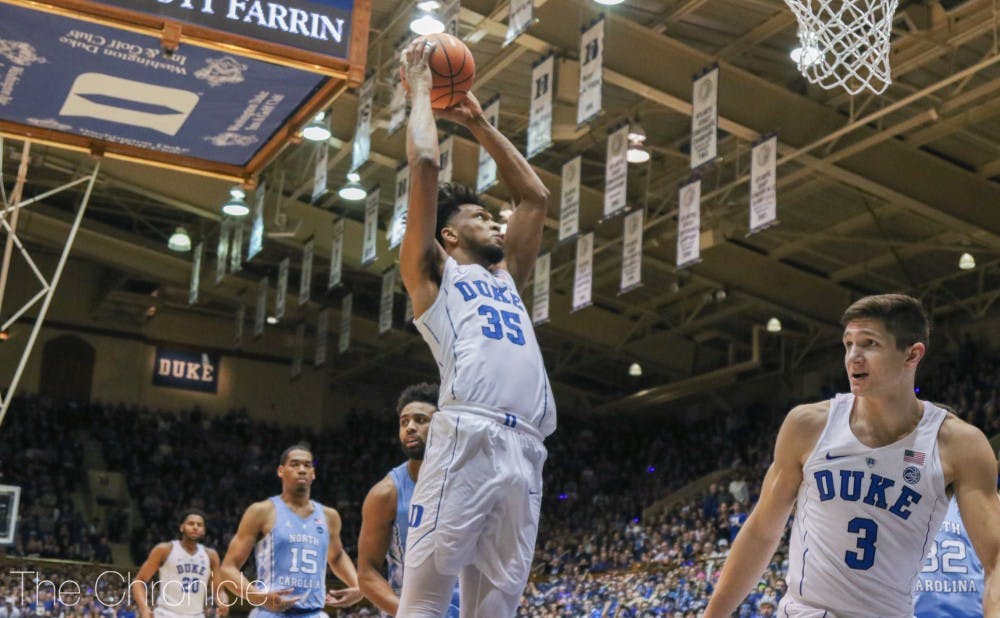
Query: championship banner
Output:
[[439, 135, 454, 183], [153, 348, 219, 393], [235, 303, 245, 347], [532, 252, 550, 326], [350, 72, 375, 171], [559, 155, 581, 242], [215, 222, 231, 285], [404, 295, 414, 323], [291, 323, 305, 378], [690, 65, 719, 170], [388, 164, 409, 250], [254, 276, 267, 337], [387, 44, 408, 135], [476, 97, 500, 192], [339, 292, 353, 353], [328, 218, 344, 289], [572, 232, 594, 312], [299, 239, 314, 305], [276, 256, 289, 319], [504, 0, 534, 46], [620, 209, 643, 294], [313, 142, 329, 202], [750, 134, 778, 233], [189, 242, 203, 305], [443, 0, 460, 36], [231, 223, 245, 272], [361, 186, 379, 267], [677, 178, 702, 268], [378, 267, 395, 334], [248, 181, 265, 261], [604, 123, 629, 218], [527, 54, 553, 159], [315, 307, 329, 367], [577, 18, 604, 125]]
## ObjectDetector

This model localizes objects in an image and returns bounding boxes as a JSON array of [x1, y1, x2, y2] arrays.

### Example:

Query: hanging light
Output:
[[302, 112, 331, 142], [167, 226, 192, 252], [958, 252, 976, 270], [594, 0, 625, 6], [790, 30, 822, 67], [410, 1, 444, 35], [766, 317, 782, 333], [338, 172, 367, 201], [222, 187, 250, 217], [628, 362, 643, 377], [626, 121, 650, 164]]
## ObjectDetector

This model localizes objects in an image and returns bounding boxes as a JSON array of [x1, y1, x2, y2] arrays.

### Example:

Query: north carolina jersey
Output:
[[386, 462, 459, 618], [254, 497, 329, 613], [914, 498, 983, 618], [156, 541, 210, 615], [783, 393, 949, 617], [414, 256, 555, 437]]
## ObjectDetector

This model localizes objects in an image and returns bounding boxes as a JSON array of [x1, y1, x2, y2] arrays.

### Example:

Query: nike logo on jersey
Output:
[[826, 452, 849, 460]]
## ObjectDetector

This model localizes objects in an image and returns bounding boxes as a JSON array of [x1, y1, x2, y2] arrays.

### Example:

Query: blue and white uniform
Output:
[[779, 393, 950, 618], [385, 462, 459, 617], [154, 541, 210, 618], [408, 256, 553, 596], [251, 497, 329, 618], [914, 498, 983, 618]]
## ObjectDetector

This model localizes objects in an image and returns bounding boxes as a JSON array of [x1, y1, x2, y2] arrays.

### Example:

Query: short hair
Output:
[[280, 442, 312, 464], [436, 183, 485, 245], [396, 382, 439, 414], [841, 294, 930, 350], [179, 508, 206, 525]]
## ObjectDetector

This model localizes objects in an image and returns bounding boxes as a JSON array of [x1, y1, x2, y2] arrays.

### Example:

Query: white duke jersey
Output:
[[784, 393, 949, 618], [415, 256, 556, 437], [156, 541, 210, 614]]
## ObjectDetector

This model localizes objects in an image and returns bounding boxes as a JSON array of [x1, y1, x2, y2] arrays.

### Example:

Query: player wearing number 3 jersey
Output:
[[704, 295, 1000, 618], [398, 36, 554, 618]]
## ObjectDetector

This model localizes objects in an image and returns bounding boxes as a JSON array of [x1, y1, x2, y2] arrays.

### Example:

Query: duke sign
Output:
[[153, 348, 220, 393]]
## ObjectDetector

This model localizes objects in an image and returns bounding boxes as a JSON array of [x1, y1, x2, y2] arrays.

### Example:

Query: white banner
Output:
[[329, 218, 344, 290], [690, 66, 719, 169], [389, 164, 409, 250], [505, 0, 533, 45], [677, 179, 702, 268], [559, 155, 581, 241], [276, 257, 290, 319], [620, 209, 644, 293], [379, 267, 395, 334], [351, 74, 375, 172], [604, 124, 629, 218], [248, 181, 265, 261], [339, 293, 353, 354], [215, 223, 230, 285], [313, 143, 328, 202], [572, 232, 594, 312], [362, 187, 380, 267], [388, 45, 408, 135], [750, 135, 778, 233], [527, 55, 553, 159], [439, 136, 454, 183], [231, 223, 244, 273], [477, 97, 500, 192], [577, 18, 604, 125], [254, 276, 268, 337], [532, 252, 550, 325], [291, 323, 305, 378], [315, 308, 329, 367], [404, 295, 414, 323], [299, 239, 314, 305], [189, 242, 203, 305], [235, 304, 245, 348]]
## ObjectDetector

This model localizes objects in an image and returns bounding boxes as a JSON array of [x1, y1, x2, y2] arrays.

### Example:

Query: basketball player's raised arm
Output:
[[357, 478, 400, 615], [220, 502, 299, 611], [322, 506, 363, 608], [206, 548, 229, 617], [704, 404, 822, 618], [400, 38, 446, 318], [131, 542, 170, 618], [944, 420, 1000, 616]]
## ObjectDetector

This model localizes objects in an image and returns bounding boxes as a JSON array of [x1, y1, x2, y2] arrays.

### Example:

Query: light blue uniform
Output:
[[251, 496, 329, 618], [914, 498, 983, 618]]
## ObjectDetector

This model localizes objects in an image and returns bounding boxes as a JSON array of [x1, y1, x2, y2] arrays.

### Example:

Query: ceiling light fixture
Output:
[[338, 173, 367, 201], [410, 2, 444, 35], [302, 112, 331, 142], [167, 226, 192, 252], [766, 317, 782, 333], [626, 120, 650, 164], [958, 252, 976, 270], [222, 187, 250, 217], [628, 362, 642, 376]]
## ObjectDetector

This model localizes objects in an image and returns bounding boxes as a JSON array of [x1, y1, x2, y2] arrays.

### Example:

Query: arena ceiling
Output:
[[4, 0, 999, 409]]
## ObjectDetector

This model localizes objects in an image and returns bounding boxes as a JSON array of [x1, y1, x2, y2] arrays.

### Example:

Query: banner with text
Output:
[[254, 276, 267, 337], [248, 182, 265, 261], [215, 223, 230, 285], [313, 143, 328, 202], [189, 242, 203, 305], [153, 348, 219, 393], [339, 293, 352, 353], [572, 232, 594, 312], [388, 45, 408, 135], [379, 267, 395, 334], [604, 123, 629, 218], [276, 257, 290, 318], [350, 73, 375, 171], [477, 97, 500, 192], [230, 223, 244, 273], [315, 307, 329, 367], [577, 18, 604, 125], [677, 178, 701, 268], [329, 218, 344, 289], [389, 164, 409, 250], [504, 0, 533, 46], [299, 239, 314, 305], [362, 186, 379, 266], [439, 135, 454, 183], [532, 252, 550, 325], [527, 54, 554, 159], [750, 135, 778, 233], [559, 155, 581, 241], [620, 209, 643, 293], [690, 65, 719, 170]]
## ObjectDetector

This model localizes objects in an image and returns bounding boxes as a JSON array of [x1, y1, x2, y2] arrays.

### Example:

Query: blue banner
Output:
[[0, 4, 327, 166], [152, 348, 220, 393]]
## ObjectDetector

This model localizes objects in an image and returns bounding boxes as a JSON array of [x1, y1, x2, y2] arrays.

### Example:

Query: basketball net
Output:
[[784, 0, 899, 95]]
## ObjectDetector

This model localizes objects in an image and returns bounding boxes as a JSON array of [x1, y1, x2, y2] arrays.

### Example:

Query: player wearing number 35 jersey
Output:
[[398, 36, 555, 618], [704, 295, 1000, 618]]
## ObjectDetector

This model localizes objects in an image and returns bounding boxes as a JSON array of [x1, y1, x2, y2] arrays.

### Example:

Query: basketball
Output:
[[424, 33, 475, 109]]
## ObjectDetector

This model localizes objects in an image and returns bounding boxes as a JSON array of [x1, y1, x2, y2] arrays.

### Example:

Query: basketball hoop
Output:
[[784, 0, 900, 95]]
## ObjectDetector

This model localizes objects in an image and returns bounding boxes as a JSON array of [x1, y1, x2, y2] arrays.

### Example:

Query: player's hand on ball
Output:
[[325, 587, 363, 607], [434, 91, 484, 127], [400, 37, 434, 98]]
